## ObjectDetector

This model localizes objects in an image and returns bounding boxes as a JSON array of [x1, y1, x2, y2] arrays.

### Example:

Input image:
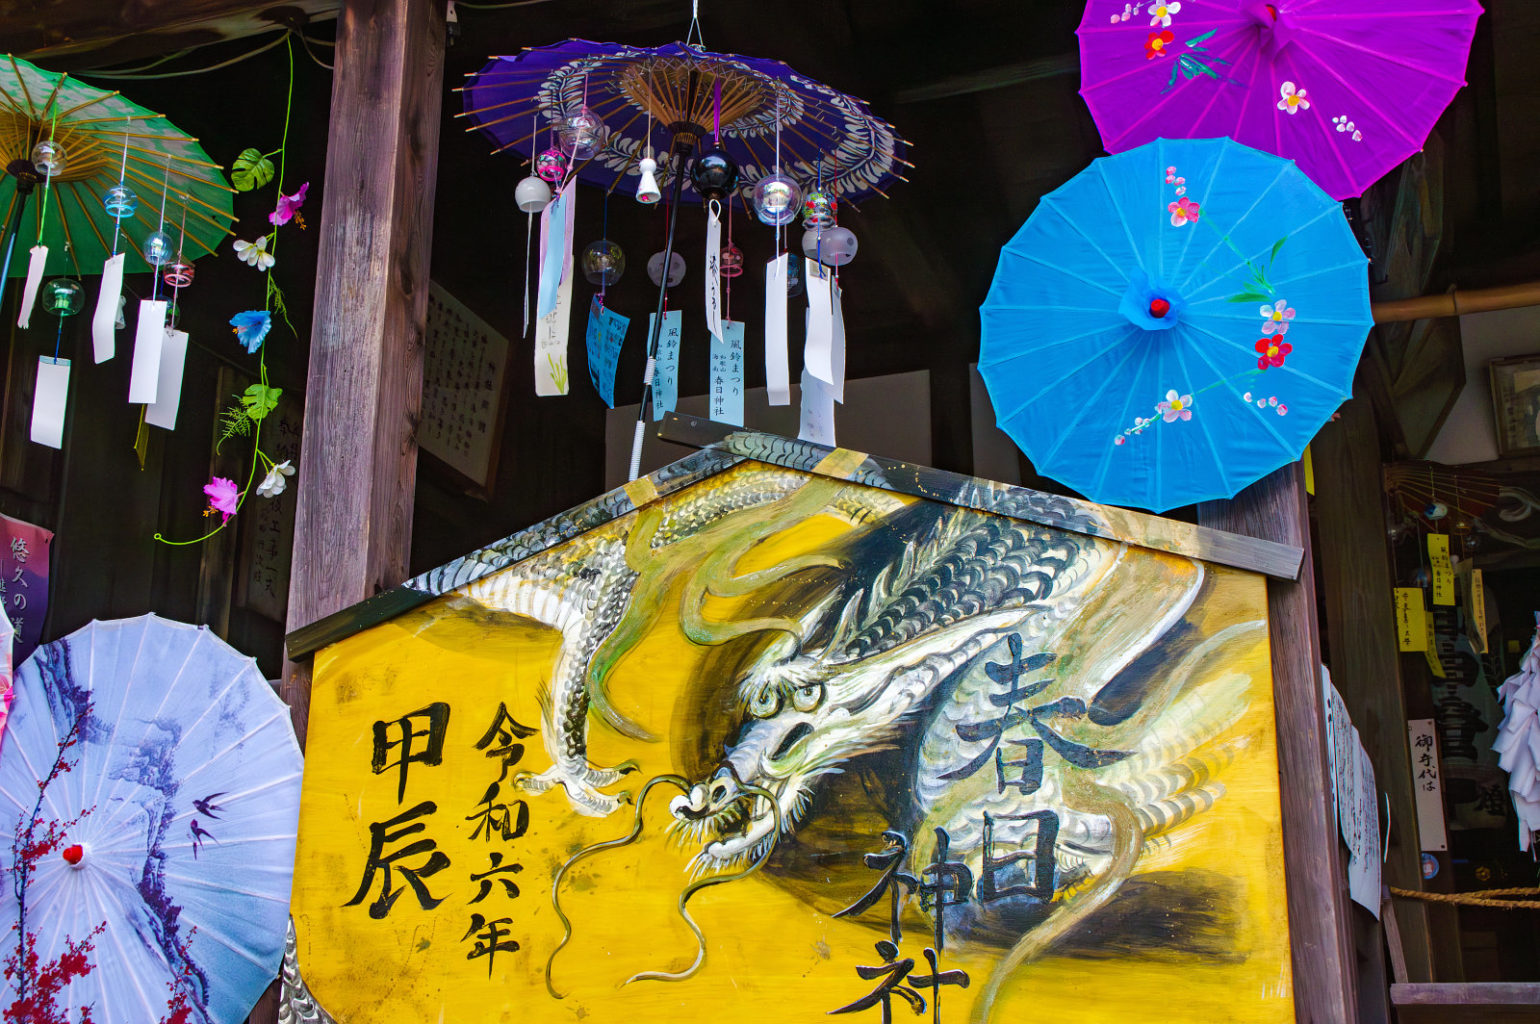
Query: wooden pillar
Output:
[[1312, 384, 1435, 985], [1198, 464, 1358, 1024], [279, 0, 445, 743]]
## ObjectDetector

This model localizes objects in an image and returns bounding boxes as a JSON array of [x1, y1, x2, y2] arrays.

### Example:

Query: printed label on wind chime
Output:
[[1394, 587, 1427, 652], [649, 310, 682, 421], [705, 207, 723, 342], [534, 263, 573, 397], [709, 320, 744, 426], [585, 299, 628, 409]]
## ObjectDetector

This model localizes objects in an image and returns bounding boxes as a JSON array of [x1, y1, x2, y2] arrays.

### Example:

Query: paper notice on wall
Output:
[[534, 259, 572, 396], [1409, 718, 1448, 852], [1428, 534, 1454, 606], [128, 299, 167, 403], [29, 356, 69, 449], [584, 299, 628, 409], [704, 208, 723, 342], [1394, 587, 1427, 652], [1322, 667, 1381, 917], [649, 309, 682, 420], [93, 253, 124, 363], [764, 254, 790, 406], [710, 319, 745, 426], [799, 367, 836, 446], [144, 328, 189, 430], [16, 245, 48, 329]]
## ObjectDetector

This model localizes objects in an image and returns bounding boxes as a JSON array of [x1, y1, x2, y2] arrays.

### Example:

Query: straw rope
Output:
[[1390, 886, 1540, 910]]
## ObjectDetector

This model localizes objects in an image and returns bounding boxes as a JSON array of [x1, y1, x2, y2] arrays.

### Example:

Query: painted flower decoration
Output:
[[203, 476, 240, 522], [1277, 81, 1310, 114], [1168, 196, 1200, 226], [1332, 115, 1363, 141], [233, 235, 275, 271], [1260, 299, 1296, 334], [1157, 390, 1193, 423], [1149, 2, 1181, 27], [256, 459, 296, 498], [229, 310, 272, 354], [269, 182, 309, 227], [1146, 30, 1174, 59], [1255, 337, 1293, 369]]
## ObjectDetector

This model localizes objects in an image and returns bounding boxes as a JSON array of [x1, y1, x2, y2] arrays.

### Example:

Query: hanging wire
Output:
[[686, 0, 705, 47], [76, 31, 289, 80], [110, 117, 132, 254], [297, 32, 334, 71], [455, 0, 558, 8]]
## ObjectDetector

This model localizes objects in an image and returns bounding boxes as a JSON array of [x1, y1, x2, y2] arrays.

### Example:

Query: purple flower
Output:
[[202, 477, 240, 522], [268, 182, 309, 227], [229, 310, 272, 353]]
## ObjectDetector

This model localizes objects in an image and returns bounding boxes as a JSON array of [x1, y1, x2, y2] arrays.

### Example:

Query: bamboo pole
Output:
[[1372, 281, 1540, 323]]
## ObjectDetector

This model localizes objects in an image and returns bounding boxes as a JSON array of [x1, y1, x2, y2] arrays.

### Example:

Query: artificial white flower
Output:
[[256, 459, 295, 498], [233, 235, 276, 271]]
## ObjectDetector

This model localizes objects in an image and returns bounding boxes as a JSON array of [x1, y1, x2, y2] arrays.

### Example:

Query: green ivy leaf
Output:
[[241, 384, 282, 420], [231, 148, 275, 192]]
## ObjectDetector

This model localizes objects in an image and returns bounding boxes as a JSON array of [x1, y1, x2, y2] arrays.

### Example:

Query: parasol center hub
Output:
[[1120, 273, 1186, 332], [62, 843, 86, 868], [1149, 297, 1172, 318]]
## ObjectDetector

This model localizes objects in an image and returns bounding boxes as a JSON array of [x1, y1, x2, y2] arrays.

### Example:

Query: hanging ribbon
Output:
[[705, 200, 723, 342], [764, 254, 790, 405]]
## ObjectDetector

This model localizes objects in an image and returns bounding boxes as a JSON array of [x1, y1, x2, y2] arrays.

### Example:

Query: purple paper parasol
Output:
[[1076, 0, 1483, 200], [460, 39, 910, 205]]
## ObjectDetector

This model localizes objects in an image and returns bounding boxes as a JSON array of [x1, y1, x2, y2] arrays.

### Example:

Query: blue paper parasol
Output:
[[0, 615, 303, 1023], [979, 137, 1372, 511], [460, 39, 909, 204]]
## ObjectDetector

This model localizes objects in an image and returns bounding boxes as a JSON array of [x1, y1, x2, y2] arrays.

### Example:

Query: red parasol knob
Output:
[[1149, 297, 1172, 318], [62, 843, 84, 866]]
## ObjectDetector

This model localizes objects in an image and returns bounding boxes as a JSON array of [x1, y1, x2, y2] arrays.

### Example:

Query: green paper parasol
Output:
[[0, 54, 236, 278]]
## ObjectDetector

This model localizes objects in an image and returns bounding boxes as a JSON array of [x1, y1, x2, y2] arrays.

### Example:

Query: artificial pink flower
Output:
[[268, 182, 309, 227], [202, 476, 240, 522], [1168, 196, 1200, 226]]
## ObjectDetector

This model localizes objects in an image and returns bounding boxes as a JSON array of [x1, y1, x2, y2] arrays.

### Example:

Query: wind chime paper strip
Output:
[[29, 356, 69, 449], [804, 259, 836, 390], [831, 276, 846, 404], [709, 319, 745, 426], [705, 208, 723, 342], [585, 298, 628, 409], [127, 299, 167, 403], [534, 258, 573, 396], [765, 254, 790, 406], [798, 366, 836, 445], [16, 245, 48, 329], [92, 253, 125, 363], [649, 309, 682, 421], [537, 180, 575, 320], [145, 328, 189, 430], [1428, 533, 1455, 606]]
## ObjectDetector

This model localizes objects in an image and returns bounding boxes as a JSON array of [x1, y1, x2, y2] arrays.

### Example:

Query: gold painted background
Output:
[[291, 467, 1293, 1023]]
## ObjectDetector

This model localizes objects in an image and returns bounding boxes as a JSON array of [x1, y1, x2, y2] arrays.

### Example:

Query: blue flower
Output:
[[229, 310, 272, 353]]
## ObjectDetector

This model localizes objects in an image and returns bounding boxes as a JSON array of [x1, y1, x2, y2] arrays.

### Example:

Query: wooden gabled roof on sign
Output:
[[285, 418, 1303, 659]]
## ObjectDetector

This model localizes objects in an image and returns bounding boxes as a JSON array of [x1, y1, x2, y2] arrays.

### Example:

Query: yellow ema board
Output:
[[291, 460, 1293, 1024]]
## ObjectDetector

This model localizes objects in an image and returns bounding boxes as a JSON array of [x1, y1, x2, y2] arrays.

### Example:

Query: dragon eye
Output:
[[791, 683, 824, 712], [749, 686, 782, 718]]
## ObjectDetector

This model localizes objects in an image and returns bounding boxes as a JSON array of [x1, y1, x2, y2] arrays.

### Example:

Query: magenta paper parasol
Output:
[[1077, 0, 1483, 200]]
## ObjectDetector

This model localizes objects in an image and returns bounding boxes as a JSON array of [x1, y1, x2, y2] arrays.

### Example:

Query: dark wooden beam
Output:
[[4, 1, 339, 65], [280, 0, 445, 740], [1313, 384, 1431, 1007], [1198, 465, 1359, 1024]]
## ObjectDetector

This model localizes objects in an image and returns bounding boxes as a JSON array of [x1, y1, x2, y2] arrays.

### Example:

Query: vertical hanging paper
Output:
[[1428, 533, 1455, 606], [710, 320, 745, 426], [92, 253, 125, 363], [649, 309, 682, 420], [765, 254, 790, 405], [1394, 587, 1427, 652], [29, 357, 69, 449], [145, 328, 189, 430], [537, 180, 574, 319], [16, 246, 48, 329], [705, 205, 723, 342], [830, 275, 846, 404], [534, 259, 573, 396], [799, 366, 836, 445], [585, 298, 629, 408], [128, 300, 168, 403], [804, 259, 836, 389]]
